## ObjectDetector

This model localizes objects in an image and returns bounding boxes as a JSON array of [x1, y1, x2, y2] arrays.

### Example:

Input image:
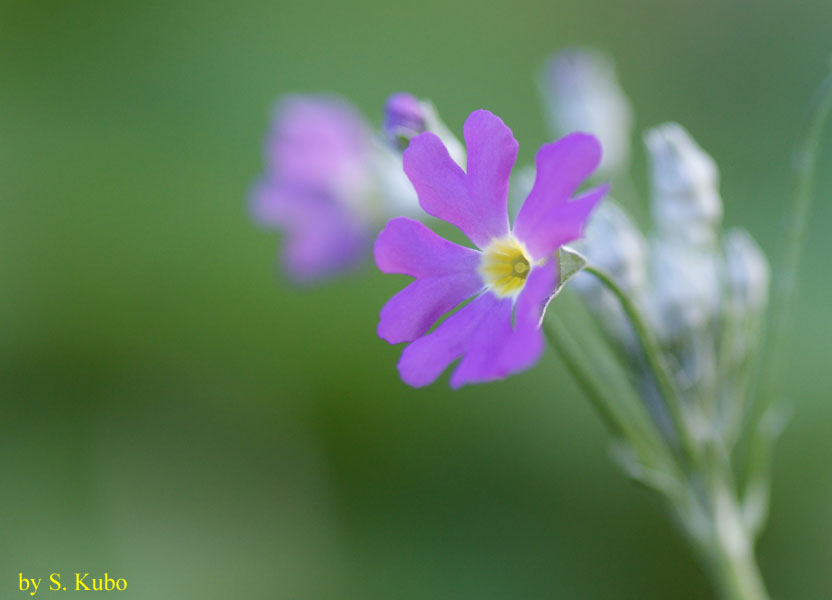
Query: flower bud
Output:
[[646, 238, 721, 342], [644, 123, 723, 244], [573, 201, 648, 297], [720, 228, 770, 369], [540, 49, 634, 174], [723, 228, 770, 317], [570, 201, 647, 344], [383, 92, 427, 151], [382, 92, 466, 166]]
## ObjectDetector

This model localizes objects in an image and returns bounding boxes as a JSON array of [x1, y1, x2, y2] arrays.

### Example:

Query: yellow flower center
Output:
[[479, 235, 533, 298]]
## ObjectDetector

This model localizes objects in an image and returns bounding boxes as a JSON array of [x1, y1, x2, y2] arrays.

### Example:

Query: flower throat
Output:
[[479, 236, 532, 297]]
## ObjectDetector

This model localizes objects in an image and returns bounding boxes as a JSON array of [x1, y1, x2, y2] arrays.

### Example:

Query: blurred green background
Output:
[[1, 0, 831, 597]]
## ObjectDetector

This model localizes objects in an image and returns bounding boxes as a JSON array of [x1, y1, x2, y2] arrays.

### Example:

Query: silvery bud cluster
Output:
[[643, 124, 725, 355], [571, 122, 770, 407], [571, 200, 647, 346], [645, 122, 723, 245], [647, 238, 722, 343]]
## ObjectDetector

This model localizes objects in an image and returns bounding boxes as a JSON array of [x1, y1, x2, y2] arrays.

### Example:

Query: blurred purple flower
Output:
[[375, 110, 607, 388], [250, 95, 377, 282]]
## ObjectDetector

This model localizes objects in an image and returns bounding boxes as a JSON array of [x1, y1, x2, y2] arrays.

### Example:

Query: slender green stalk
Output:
[[709, 532, 770, 600], [755, 69, 832, 418], [549, 270, 773, 598], [702, 479, 770, 600], [583, 265, 698, 465], [741, 406, 788, 539], [544, 315, 671, 468], [543, 317, 623, 437]]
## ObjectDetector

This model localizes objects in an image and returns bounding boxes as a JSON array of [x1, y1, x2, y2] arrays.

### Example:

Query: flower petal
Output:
[[449, 295, 514, 388], [374, 217, 480, 278], [450, 262, 557, 387], [513, 133, 602, 244], [402, 132, 471, 232], [519, 184, 609, 261], [516, 261, 558, 330], [461, 109, 516, 245], [283, 218, 367, 282], [259, 187, 367, 282], [397, 293, 501, 387], [378, 273, 483, 344], [494, 261, 558, 373], [402, 109, 516, 249], [267, 95, 371, 189], [250, 179, 291, 227]]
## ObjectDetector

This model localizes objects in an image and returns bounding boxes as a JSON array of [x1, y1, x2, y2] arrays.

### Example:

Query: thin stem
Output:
[[583, 265, 698, 465], [543, 317, 622, 437], [544, 315, 673, 468], [754, 69, 832, 418]]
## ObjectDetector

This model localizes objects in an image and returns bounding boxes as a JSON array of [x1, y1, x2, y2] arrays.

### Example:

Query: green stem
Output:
[[705, 484, 770, 600], [755, 69, 832, 418], [543, 317, 622, 437], [544, 315, 673, 473], [711, 542, 769, 600], [583, 265, 698, 465], [551, 271, 771, 598]]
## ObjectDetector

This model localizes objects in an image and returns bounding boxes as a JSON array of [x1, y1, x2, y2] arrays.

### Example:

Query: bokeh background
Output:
[[2, 0, 831, 597]]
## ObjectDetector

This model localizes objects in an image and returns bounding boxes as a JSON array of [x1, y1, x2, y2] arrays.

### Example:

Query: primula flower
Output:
[[375, 109, 608, 388], [251, 95, 378, 282]]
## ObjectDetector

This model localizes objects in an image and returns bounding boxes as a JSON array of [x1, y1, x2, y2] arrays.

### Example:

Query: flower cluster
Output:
[[247, 47, 832, 600], [249, 90, 608, 388], [573, 121, 769, 439]]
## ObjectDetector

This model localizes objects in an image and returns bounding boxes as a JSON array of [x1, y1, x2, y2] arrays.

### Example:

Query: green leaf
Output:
[[555, 246, 588, 296]]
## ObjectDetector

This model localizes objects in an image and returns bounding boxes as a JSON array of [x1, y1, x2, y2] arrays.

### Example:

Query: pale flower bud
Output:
[[645, 123, 723, 244], [572, 201, 648, 298], [646, 237, 722, 342], [541, 49, 634, 175], [720, 228, 770, 368], [570, 201, 648, 344], [723, 228, 770, 317]]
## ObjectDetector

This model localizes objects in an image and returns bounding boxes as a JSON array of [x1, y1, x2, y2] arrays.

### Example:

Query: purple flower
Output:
[[375, 110, 608, 388], [251, 95, 376, 282]]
